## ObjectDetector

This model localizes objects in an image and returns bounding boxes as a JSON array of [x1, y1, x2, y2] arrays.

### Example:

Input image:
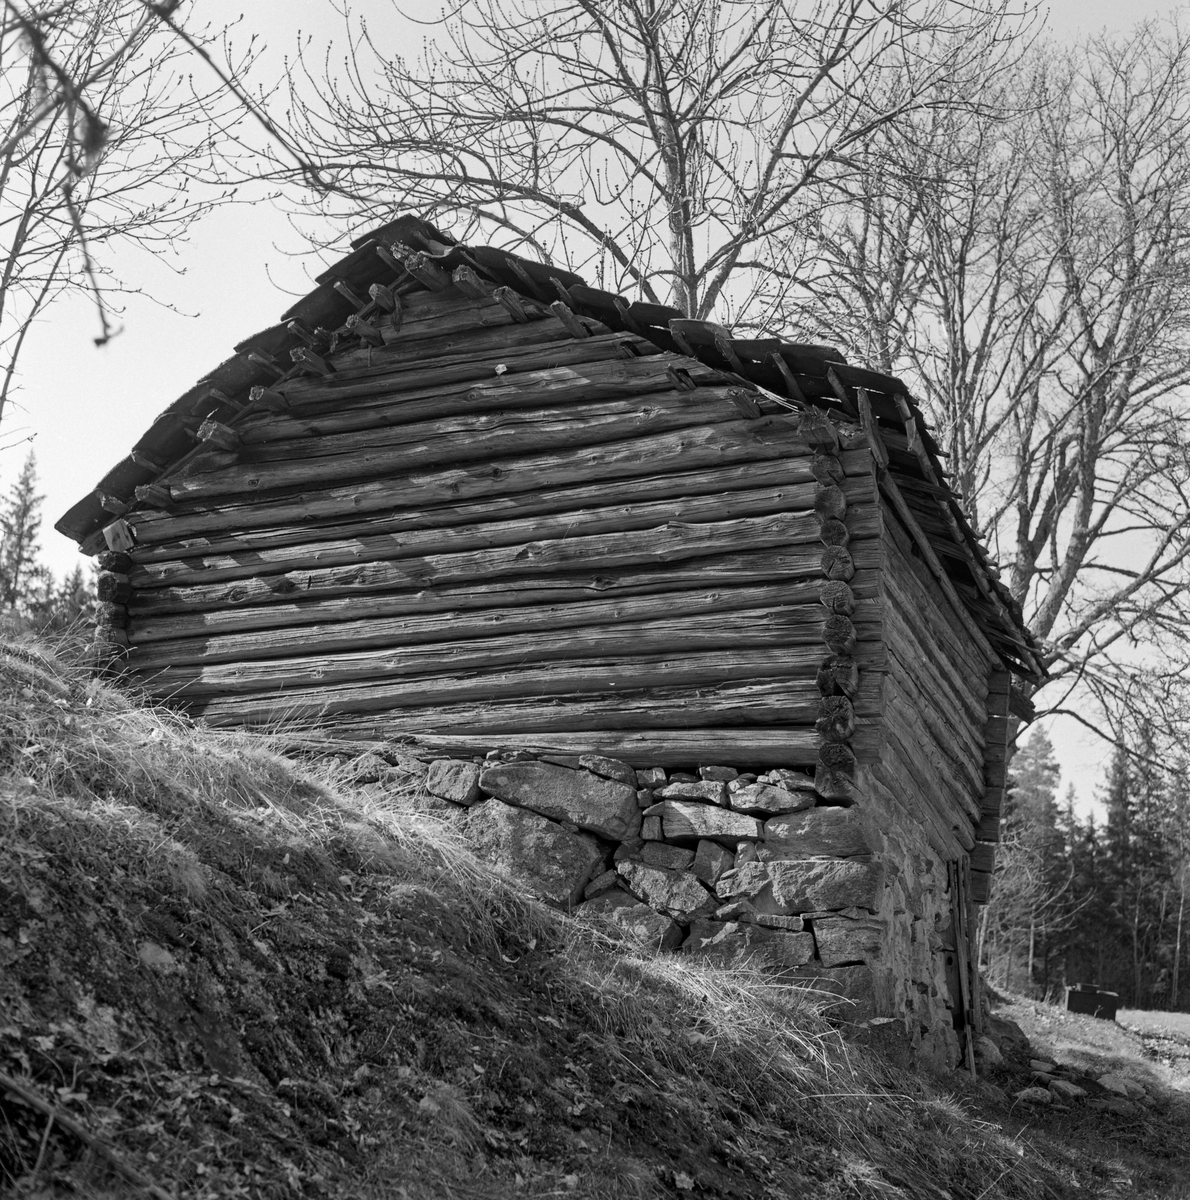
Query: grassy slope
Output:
[[0, 633, 1177, 1199]]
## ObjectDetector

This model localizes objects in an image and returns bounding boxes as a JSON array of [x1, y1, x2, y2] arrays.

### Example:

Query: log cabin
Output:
[[57, 213, 1042, 1069]]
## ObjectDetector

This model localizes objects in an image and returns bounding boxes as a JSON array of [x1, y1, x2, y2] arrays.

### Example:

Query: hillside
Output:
[[0, 633, 1185, 1199]]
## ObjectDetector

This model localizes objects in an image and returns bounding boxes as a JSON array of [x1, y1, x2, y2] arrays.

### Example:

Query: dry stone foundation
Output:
[[425, 749, 963, 1068]]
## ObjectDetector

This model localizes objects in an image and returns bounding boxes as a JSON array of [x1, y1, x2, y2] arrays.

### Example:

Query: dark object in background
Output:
[[1066, 983, 1119, 1021]]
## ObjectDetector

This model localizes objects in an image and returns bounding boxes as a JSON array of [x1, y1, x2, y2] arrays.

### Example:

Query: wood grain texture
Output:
[[128, 586, 885, 669], [169, 390, 749, 501], [127, 461, 825, 562], [139, 607, 884, 697], [126, 518, 883, 616], [129, 482, 881, 589], [127, 419, 820, 543], [186, 647, 843, 723]]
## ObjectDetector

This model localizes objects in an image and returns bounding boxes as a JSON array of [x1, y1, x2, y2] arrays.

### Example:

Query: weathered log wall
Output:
[[102, 287, 881, 769]]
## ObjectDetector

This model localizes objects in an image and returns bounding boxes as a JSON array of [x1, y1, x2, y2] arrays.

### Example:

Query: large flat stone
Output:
[[479, 760, 640, 840], [464, 799, 603, 908], [642, 800, 764, 846], [425, 758, 482, 806], [683, 919, 816, 970], [761, 806, 872, 858], [728, 783, 815, 816], [717, 859, 886, 914], [579, 891, 683, 950], [616, 860, 717, 921], [656, 780, 729, 805], [811, 917, 886, 966]]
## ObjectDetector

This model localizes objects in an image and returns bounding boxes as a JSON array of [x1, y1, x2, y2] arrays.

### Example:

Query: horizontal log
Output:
[[126, 515, 882, 616], [137, 607, 885, 696], [238, 340, 673, 438], [127, 555, 883, 644], [130, 481, 881, 588], [233, 680, 824, 735], [235, 360, 728, 460], [129, 419, 818, 543], [373, 729, 824, 770], [188, 647, 844, 724], [128, 584, 884, 669], [169, 390, 748, 500], [129, 460, 825, 561]]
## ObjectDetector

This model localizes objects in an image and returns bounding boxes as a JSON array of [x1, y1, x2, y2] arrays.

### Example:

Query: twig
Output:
[[0, 1067, 174, 1199]]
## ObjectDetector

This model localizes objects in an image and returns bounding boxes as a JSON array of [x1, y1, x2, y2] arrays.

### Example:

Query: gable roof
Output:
[[56, 213, 1043, 679]]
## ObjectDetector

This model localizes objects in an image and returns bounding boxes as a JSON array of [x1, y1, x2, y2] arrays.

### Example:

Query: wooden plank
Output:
[[127, 585, 884, 669], [186, 647, 841, 723], [128, 460, 825, 562], [126, 517, 883, 616], [127, 419, 815, 543], [138, 607, 883, 697], [130, 483, 882, 588]]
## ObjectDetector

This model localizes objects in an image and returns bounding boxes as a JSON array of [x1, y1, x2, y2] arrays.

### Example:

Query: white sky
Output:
[[2, 0, 1180, 816]]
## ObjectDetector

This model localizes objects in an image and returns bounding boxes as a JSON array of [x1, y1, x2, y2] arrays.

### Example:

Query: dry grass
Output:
[[0, 630, 1078, 1198]]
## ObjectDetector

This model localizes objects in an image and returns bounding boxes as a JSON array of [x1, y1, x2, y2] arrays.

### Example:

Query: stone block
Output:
[[698, 765, 739, 782], [641, 842, 697, 872], [479, 760, 640, 840], [713, 899, 803, 931], [578, 754, 637, 788], [643, 800, 764, 846], [641, 815, 663, 840], [759, 767, 816, 792], [692, 840, 734, 887], [811, 916, 886, 966], [425, 758, 482, 806], [761, 806, 872, 859], [728, 783, 815, 817], [616, 860, 717, 921], [464, 799, 603, 908], [580, 891, 683, 951], [718, 859, 886, 914], [636, 789, 655, 808], [656, 780, 729, 806], [637, 766, 667, 788], [683, 919, 815, 970], [1049, 1079, 1086, 1100], [727, 774, 758, 792], [583, 868, 620, 900]]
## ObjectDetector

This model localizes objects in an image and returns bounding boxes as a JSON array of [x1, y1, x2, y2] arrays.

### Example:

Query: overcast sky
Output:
[[2, 0, 1180, 813]]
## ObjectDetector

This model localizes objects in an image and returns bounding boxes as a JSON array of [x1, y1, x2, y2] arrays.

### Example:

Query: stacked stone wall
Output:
[[420, 748, 963, 1062]]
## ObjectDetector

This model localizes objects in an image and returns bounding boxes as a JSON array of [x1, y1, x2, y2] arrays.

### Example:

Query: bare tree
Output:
[[278, 0, 1031, 320], [779, 21, 1190, 728], [0, 0, 253, 434]]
